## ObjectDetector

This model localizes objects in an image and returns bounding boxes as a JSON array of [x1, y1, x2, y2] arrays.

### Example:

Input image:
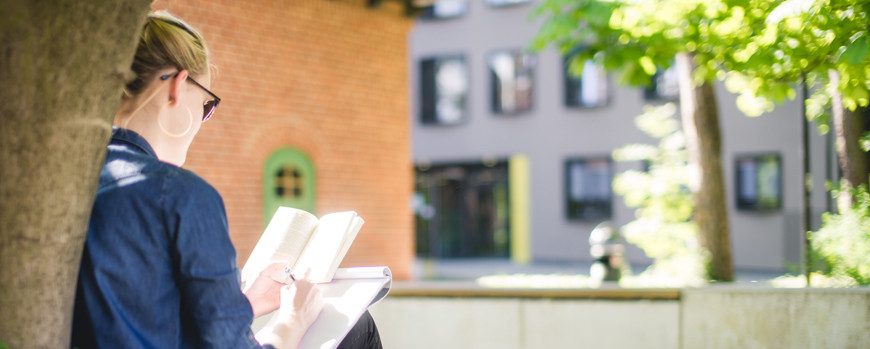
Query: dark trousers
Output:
[[336, 311, 382, 349]]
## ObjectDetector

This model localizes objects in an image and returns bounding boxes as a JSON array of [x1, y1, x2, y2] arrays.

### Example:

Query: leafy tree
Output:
[[0, 1, 151, 347], [672, 0, 870, 281], [532, 0, 870, 281], [531, 0, 739, 281], [718, 0, 870, 204]]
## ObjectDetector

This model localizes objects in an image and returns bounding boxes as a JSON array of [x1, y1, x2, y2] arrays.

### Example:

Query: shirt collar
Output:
[[111, 127, 157, 158]]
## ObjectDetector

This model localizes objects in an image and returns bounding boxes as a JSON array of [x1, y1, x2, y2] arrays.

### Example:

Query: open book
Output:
[[241, 207, 365, 286], [255, 267, 392, 349], [241, 207, 392, 349]]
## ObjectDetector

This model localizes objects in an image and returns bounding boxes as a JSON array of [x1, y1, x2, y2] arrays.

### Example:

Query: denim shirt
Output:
[[72, 128, 267, 349]]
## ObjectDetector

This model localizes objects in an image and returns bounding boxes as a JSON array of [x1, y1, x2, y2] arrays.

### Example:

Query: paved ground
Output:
[[411, 258, 785, 284]]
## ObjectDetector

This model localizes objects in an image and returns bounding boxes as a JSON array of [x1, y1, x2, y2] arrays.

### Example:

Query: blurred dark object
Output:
[[589, 221, 624, 282]]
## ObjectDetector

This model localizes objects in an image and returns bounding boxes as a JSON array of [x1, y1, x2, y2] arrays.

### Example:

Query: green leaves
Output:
[[811, 184, 870, 285], [712, 6, 746, 38], [532, 0, 870, 119], [530, 0, 681, 88], [528, 15, 578, 53], [839, 33, 870, 65], [583, 0, 614, 27], [639, 56, 657, 75], [804, 90, 832, 126], [861, 131, 870, 152]]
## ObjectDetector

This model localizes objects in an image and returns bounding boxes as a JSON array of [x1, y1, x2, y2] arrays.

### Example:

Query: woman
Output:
[[71, 11, 379, 349]]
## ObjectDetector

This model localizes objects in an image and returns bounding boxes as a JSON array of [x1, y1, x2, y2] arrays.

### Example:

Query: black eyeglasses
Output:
[[185, 76, 220, 122], [160, 72, 221, 122]]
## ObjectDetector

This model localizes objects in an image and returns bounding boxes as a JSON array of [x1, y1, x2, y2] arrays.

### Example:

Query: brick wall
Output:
[[152, 0, 414, 280]]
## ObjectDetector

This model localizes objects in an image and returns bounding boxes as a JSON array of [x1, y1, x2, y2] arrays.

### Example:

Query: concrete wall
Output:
[[682, 287, 870, 348], [370, 297, 680, 348], [369, 286, 870, 348]]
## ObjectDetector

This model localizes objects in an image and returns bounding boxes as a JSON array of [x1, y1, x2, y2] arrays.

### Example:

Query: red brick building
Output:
[[152, 0, 414, 280]]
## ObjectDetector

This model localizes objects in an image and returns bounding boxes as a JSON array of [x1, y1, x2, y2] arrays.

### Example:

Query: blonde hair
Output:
[[123, 11, 209, 98]]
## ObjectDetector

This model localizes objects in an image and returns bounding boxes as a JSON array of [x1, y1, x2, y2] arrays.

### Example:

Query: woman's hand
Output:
[[257, 270, 323, 349], [278, 270, 323, 329], [243, 261, 287, 318]]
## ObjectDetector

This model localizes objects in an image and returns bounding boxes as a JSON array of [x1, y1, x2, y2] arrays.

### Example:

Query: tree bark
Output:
[[675, 52, 734, 282], [0, 1, 150, 347], [829, 69, 870, 207]]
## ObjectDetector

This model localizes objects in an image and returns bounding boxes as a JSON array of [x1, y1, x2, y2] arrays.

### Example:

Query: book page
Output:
[[331, 217, 364, 271], [332, 266, 390, 280], [241, 207, 319, 290], [293, 211, 361, 283], [333, 266, 392, 307], [252, 266, 392, 348], [296, 267, 392, 349]]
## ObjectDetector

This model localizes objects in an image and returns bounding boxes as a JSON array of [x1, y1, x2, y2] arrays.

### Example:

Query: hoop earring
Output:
[[157, 104, 194, 138], [122, 84, 166, 129]]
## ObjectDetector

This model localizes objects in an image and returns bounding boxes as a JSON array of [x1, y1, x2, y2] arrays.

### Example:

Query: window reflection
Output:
[[420, 55, 469, 125], [486, 0, 531, 7], [489, 50, 535, 114], [736, 154, 782, 211], [644, 64, 680, 101], [566, 158, 613, 220], [564, 53, 609, 108], [420, 0, 468, 20]]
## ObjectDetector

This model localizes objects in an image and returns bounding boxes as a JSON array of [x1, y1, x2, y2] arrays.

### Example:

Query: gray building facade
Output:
[[409, 0, 834, 273]]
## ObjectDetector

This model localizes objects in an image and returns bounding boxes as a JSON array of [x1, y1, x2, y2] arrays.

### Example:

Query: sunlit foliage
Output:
[[531, 0, 870, 120], [612, 104, 708, 287], [809, 185, 870, 285]]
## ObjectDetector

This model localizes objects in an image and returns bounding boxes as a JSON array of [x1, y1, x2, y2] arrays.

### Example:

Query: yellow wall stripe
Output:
[[509, 154, 531, 264]]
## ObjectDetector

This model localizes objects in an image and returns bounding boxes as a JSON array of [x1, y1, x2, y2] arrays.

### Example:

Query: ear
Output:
[[168, 70, 190, 107]]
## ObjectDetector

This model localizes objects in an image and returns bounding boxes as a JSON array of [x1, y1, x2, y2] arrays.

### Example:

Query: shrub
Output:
[[810, 185, 870, 285], [613, 104, 708, 287]]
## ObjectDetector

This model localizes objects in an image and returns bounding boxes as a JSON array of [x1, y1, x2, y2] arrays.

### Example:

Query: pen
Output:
[[283, 266, 296, 283]]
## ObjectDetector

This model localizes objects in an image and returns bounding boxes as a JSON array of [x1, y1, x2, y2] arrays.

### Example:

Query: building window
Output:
[[489, 50, 535, 114], [564, 52, 609, 108], [420, 55, 469, 125], [736, 153, 782, 211], [565, 157, 613, 221], [414, 160, 511, 258], [263, 148, 316, 224], [420, 0, 468, 20], [275, 166, 303, 198], [486, 0, 531, 7], [644, 64, 680, 101]]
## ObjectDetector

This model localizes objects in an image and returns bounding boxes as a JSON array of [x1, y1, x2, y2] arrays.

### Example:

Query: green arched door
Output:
[[263, 148, 316, 224]]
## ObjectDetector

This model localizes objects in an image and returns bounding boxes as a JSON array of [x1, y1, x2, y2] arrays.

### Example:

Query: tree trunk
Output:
[[829, 69, 870, 207], [675, 52, 734, 282], [0, 1, 150, 347]]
